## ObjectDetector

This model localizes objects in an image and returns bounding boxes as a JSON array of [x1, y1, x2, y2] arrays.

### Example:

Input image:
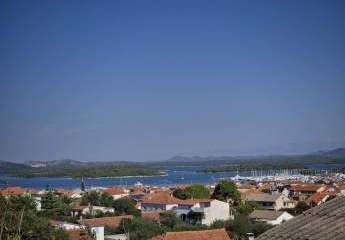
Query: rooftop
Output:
[[153, 228, 230, 240], [249, 210, 285, 220], [103, 187, 126, 195], [256, 196, 345, 240], [245, 193, 281, 202], [79, 215, 133, 228], [0, 187, 26, 196], [290, 184, 323, 192], [142, 192, 180, 205]]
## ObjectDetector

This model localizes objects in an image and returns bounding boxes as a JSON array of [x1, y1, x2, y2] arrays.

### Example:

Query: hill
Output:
[[0, 159, 160, 178]]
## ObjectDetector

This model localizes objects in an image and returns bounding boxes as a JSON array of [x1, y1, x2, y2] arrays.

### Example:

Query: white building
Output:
[[140, 192, 231, 226], [175, 199, 231, 226], [245, 193, 294, 210], [71, 205, 115, 217]]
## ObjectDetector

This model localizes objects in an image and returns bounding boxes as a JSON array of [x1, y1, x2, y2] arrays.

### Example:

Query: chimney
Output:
[[247, 233, 255, 240]]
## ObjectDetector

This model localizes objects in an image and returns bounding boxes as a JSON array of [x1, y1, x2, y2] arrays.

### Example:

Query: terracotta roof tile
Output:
[[154, 228, 230, 240], [306, 191, 332, 205], [0, 187, 26, 196], [103, 187, 126, 195], [142, 211, 162, 221], [290, 184, 323, 192], [79, 215, 133, 229], [142, 192, 180, 205], [68, 229, 92, 240]]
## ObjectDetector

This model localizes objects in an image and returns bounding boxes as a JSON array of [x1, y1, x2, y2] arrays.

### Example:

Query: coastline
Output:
[[0, 173, 168, 180], [82, 173, 168, 179]]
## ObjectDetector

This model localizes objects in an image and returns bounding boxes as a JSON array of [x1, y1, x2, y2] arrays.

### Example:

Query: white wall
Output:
[[201, 200, 230, 225], [92, 226, 104, 240]]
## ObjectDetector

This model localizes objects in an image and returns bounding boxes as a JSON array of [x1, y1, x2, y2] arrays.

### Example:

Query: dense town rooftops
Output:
[[306, 190, 335, 205], [153, 228, 230, 240], [256, 196, 345, 240], [0, 186, 26, 196], [290, 184, 323, 192]]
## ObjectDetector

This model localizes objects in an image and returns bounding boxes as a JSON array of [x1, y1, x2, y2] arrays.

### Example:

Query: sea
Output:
[[0, 168, 247, 189], [1, 164, 344, 190]]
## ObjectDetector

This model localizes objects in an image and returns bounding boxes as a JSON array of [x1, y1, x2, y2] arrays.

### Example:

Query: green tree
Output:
[[41, 191, 59, 209], [173, 185, 209, 200], [8, 195, 37, 211], [81, 190, 101, 206], [185, 184, 209, 199], [172, 188, 191, 200], [51, 228, 69, 240], [251, 221, 272, 237], [212, 180, 240, 204], [100, 192, 114, 207], [225, 214, 272, 240], [112, 198, 140, 216], [159, 211, 183, 230], [40, 192, 72, 218], [119, 217, 164, 240], [210, 219, 226, 229], [0, 195, 69, 240], [237, 201, 258, 215]]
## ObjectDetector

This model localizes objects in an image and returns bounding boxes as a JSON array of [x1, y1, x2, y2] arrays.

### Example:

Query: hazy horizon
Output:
[[1, 0, 345, 162], [2, 146, 345, 163]]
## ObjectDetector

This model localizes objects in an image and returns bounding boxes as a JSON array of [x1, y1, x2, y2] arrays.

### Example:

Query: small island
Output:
[[0, 159, 161, 178]]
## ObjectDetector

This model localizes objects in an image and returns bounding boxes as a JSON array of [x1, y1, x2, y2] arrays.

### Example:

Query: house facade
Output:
[[245, 193, 292, 210], [175, 199, 231, 226]]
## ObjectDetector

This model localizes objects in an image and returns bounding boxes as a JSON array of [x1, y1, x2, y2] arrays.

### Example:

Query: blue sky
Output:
[[0, 0, 344, 161]]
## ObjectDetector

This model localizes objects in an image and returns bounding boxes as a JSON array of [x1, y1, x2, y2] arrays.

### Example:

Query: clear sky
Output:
[[1, 0, 344, 162]]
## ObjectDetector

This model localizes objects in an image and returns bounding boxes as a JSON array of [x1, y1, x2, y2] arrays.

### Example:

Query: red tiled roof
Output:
[[68, 229, 92, 240], [142, 192, 180, 205], [0, 187, 25, 196], [177, 198, 212, 206], [79, 215, 133, 228], [142, 192, 213, 205], [306, 191, 333, 205], [154, 228, 230, 240], [290, 184, 323, 192], [142, 211, 162, 221], [103, 187, 126, 195], [61, 191, 79, 198], [130, 186, 145, 194]]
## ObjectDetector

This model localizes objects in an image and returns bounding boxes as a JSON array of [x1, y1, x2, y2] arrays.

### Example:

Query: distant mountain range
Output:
[[1, 148, 345, 167], [0, 158, 158, 178], [310, 148, 345, 158], [0, 147, 344, 178], [166, 148, 345, 163]]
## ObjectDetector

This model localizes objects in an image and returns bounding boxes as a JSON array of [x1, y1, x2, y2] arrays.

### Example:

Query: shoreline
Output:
[[83, 173, 168, 179], [0, 173, 168, 180]]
